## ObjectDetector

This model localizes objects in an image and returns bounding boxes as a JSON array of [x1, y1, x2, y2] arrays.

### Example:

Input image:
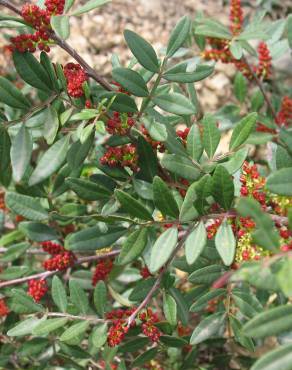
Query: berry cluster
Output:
[[0, 191, 6, 211], [92, 258, 113, 286], [229, 0, 243, 35], [106, 308, 136, 347], [63, 63, 88, 98], [27, 279, 48, 302], [141, 125, 165, 153], [176, 127, 190, 146], [41, 241, 76, 271], [9, 1, 65, 53], [106, 112, 135, 135], [276, 96, 292, 127], [256, 42, 272, 80], [0, 299, 9, 317], [140, 266, 152, 279], [100, 144, 139, 171], [139, 308, 161, 342], [240, 161, 266, 205]]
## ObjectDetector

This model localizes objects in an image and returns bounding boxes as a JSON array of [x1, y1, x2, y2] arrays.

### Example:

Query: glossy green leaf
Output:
[[13, 51, 52, 92], [266, 167, 292, 196], [189, 265, 225, 284], [132, 348, 158, 367], [277, 258, 292, 297], [190, 312, 225, 345], [7, 317, 43, 337], [115, 190, 153, 220], [124, 30, 159, 72], [66, 177, 111, 200], [234, 72, 247, 103], [137, 136, 158, 182], [153, 176, 179, 218], [94, 281, 107, 316], [229, 112, 257, 150], [149, 227, 178, 273], [118, 228, 148, 265], [186, 124, 203, 161], [195, 19, 232, 39], [52, 276, 68, 313], [229, 315, 254, 352], [202, 114, 221, 158], [251, 343, 292, 370], [19, 222, 59, 242], [190, 289, 226, 312], [163, 63, 214, 83], [0, 126, 12, 187], [69, 280, 89, 315], [0, 76, 30, 109], [167, 16, 191, 57], [33, 318, 68, 335], [163, 293, 177, 326], [0, 242, 29, 262], [51, 15, 70, 39], [71, 0, 110, 15], [60, 321, 89, 342], [215, 221, 236, 266], [212, 165, 234, 210], [43, 106, 59, 145], [153, 93, 196, 116], [160, 154, 201, 181], [11, 125, 33, 182], [112, 67, 149, 97], [29, 135, 70, 186], [10, 289, 44, 313], [243, 305, 292, 338], [5, 192, 48, 221], [185, 221, 207, 265], [91, 323, 108, 348]]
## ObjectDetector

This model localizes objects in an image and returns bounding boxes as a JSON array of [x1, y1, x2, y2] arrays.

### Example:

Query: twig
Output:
[[0, 0, 21, 15], [0, 250, 120, 289], [46, 312, 107, 324], [126, 227, 193, 326], [242, 56, 277, 121]]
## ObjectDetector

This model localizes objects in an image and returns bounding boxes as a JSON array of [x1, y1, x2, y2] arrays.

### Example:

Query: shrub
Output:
[[0, 0, 292, 368]]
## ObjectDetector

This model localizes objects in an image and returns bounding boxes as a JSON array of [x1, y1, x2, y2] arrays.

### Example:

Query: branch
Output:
[[46, 312, 108, 324], [0, 250, 120, 289], [0, 0, 113, 91], [242, 56, 277, 121], [126, 227, 194, 327]]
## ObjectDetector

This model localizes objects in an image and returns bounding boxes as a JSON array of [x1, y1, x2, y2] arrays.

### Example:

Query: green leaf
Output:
[[43, 106, 59, 145], [190, 289, 226, 313], [266, 167, 292, 196], [229, 112, 258, 150], [124, 30, 159, 73], [66, 177, 111, 200], [221, 147, 249, 174], [230, 41, 243, 59], [185, 221, 207, 265], [0, 126, 12, 187], [251, 343, 292, 370], [229, 315, 254, 352], [93, 281, 107, 316], [137, 136, 158, 182], [118, 228, 148, 265], [67, 135, 94, 170], [237, 197, 279, 251], [215, 220, 236, 266], [19, 222, 59, 242], [71, 0, 110, 15], [276, 146, 292, 170], [69, 280, 89, 314], [212, 165, 234, 210], [153, 176, 179, 218], [112, 67, 149, 97], [66, 225, 126, 251], [277, 259, 292, 297], [202, 114, 221, 158], [91, 323, 108, 348], [195, 19, 232, 39], [153, 93, 196, 116], [288, 14, 292, 49], [243, 305, 292, 338], [0, 242, 29, 262], [7, 317, 43, 337], [100, 92, 138, 113], [115, 190, 153, 220], [5, 192, 48, 221], [142, 117, 168, 142], [51, 15, 70, 39], [186, 124, 203, 161], [0, 76, 30, 109], [29, 135, 70, 186], [13, 51, 52, 92], [169, 287, 189, 326], [33, 318, 68, 335], [52, 276, 68, 312], [190, 312, 225, 345], [234, 72, 247, 103], [11, 125, 33, 182], [189, 265, 225, 284], [179, 181, 199, 222], [167, 16, 191, 57], [60, 321, 89, 342], [149, 227, 178, 273], [160, 154, 201, 181], [132, 348, 158, 367], [11, 289, 44, 313], [163, 63, 214, 83], [163, 293, 177, 326]]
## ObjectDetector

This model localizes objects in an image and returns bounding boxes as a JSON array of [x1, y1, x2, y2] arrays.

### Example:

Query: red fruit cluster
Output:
[[276, 96, 292, 127], [106, 112, 135, 135], [141, 125, 165, 153], [100, 144, 139, 171], [63, 63, 88, 98], [176, 127, 190, 146], [92, 258, 113, 286], [140, 266, 152, 279], [41, 241, 76, 271], [0, 191, 6, 211], [28, 279, 48, 302], [9, 1, 65, 53], [0, 299, 9, 317], [106, 308, 136, 347], [229, 0, 243, 35], [240, 161, 266, 206], [206, 219, 222, 239], [139, 308, 161, 343], [257, 42, 272, 80]]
